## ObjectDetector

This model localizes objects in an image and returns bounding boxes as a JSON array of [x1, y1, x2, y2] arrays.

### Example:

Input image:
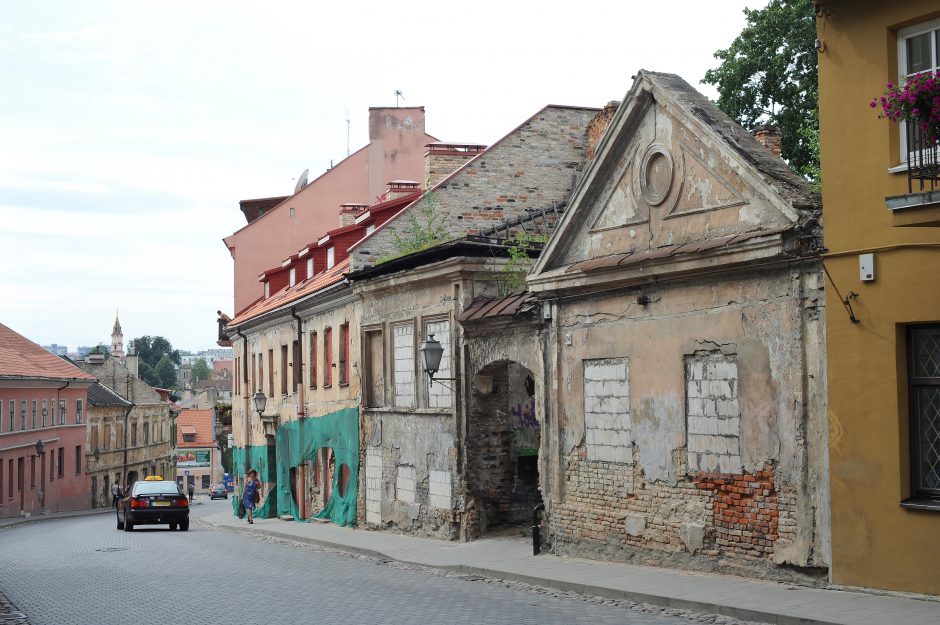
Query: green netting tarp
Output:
[[230, 406, 359, 526]]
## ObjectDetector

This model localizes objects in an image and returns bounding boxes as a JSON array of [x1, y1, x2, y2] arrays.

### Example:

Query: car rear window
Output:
[[133, 481, 181, 496]]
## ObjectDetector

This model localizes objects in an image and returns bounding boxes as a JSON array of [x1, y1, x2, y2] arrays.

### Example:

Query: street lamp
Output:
[[417, 334, 458, 388], [36, 439, 45, 514], [93, 447, 101, 463], [252, 390, 267, 417], [35, 439, 44, 456]]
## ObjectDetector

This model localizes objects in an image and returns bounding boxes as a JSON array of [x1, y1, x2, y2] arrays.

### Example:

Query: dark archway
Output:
[[466, 360, 542, 538]]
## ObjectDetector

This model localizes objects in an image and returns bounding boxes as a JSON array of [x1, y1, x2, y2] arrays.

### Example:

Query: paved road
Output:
[[0, 499, 740, 625]]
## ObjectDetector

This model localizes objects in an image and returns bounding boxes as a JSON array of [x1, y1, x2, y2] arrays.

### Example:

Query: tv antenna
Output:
[[345, 108, 351, 157], [293, 169, 309, 194], [395, 89, 405, 107]]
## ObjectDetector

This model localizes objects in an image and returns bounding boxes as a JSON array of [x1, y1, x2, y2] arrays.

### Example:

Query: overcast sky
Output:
[[0, 1, 768, 353]]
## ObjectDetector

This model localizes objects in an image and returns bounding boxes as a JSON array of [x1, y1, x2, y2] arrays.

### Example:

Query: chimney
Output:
[[383, 180, 420, 202], [424, 143, 487, 190], [125, 346, 139, 378], [752, 124, 782, 158], [85, 351, 105, 365], [586, 100, 620, 160], [339, 203, 367, 227]]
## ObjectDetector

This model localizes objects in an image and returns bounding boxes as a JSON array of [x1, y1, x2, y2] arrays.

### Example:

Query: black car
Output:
[[117, 480, 190, 531], [209, 484, 227, 500]]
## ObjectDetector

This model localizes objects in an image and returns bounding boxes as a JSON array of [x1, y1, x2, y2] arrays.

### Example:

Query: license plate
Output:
[[152, 501, 171, 507]]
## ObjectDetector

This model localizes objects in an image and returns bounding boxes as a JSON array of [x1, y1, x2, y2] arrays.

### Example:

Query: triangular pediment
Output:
[[530, 71, 813, 286]]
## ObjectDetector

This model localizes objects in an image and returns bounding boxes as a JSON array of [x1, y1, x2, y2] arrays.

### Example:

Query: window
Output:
[[309, 332, 318, 389], [364, 329, 385, 407], [131, 423, 138, 447], [327, 246, 335, 269], [235, 358, 240, 395], [323, 327, 333, 386], [268, 349, 274, 396], [8, 400, 14, 432], [392, 322, 415, 408], [49, 400, 55, 426], [75, 445, 82, 474], [17, 458, 23, 491], [257, 353, 264, 395], [366, 224, 375, 235], [57, 447, 64, 478], [307, 257, 314, 277], [339, 323, 350, 386], [292, 339, 301, 390], [281, 345, 289, 395], [143, 421, 150, 445], [289, 267, 296, 287], [201, 475, 210, 489], [20, 400, 26, 430], [908, 325, 940, 504], [49, 451, 54, 481], [31, 400, 37, 429], [91, 422, 99, 451], [898, 19, 940, 160], [59, 399, 67, 425], [30, 455, 36, 489], [76, 399, 83, 424], [41, 399, 47, 428], [264, 281, 271, 299], [424, 319, 451, 408]]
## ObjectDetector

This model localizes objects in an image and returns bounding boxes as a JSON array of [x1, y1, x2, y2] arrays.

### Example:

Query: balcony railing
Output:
[[907, 123, 940, 193]]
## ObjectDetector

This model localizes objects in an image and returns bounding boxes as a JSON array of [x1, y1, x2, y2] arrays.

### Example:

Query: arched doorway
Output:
[[466, 360, 541, 539]]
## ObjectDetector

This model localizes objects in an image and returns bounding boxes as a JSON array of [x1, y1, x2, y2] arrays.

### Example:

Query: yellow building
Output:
[[818, 1, 940, 595]]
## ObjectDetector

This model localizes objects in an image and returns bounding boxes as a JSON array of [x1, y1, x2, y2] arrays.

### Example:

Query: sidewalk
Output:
[[200, 509, 939, 625]]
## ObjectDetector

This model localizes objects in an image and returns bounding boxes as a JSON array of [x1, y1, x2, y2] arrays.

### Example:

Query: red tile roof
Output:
[[0, 324, 96, 382], [229, 257, 350, 326], [176, 409, 215, 448]]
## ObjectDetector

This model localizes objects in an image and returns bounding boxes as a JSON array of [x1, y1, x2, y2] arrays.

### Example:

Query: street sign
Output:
[[184, 470, 189, 476]]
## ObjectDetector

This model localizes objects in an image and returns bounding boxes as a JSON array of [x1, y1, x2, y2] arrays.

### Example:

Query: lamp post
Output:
[[36, 440, 45, 514], [93, 447, 101, 464], [252, 391, 267, 418], [417, 334, 458, 388]]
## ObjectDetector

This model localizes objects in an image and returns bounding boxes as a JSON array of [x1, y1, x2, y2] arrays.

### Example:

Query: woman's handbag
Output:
[[253, 489, 260, 505], [237, 499, 246, 519]]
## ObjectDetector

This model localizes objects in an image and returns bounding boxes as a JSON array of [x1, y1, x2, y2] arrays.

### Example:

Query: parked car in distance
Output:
[[117, 480, 189, 531], [209, 484, 227, 500]]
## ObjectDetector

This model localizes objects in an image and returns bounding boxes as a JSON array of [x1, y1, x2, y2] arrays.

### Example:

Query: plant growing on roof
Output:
[[872, 71, 940, 143], [498, 230, 548, 295], [380, 194, 448, 262]]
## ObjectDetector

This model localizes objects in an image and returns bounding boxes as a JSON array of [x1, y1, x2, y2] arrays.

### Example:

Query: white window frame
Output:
[[897, 18, 940, 162], [327, 246, 335, 269], [306, 258, 313, 278], [289, 267, 296, 287], [264, 281, 270, 299]]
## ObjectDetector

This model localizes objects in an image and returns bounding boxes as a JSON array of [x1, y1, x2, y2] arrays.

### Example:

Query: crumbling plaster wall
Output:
[[545, 265, 828, 580]]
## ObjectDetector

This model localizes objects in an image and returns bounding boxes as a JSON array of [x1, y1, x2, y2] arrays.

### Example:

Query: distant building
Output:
[[42, 344, 68, 357], [76, 346, 95, 359], [0, 323, 96, 519], [175, 408, 223, 494], [110, 313, 125, 361]]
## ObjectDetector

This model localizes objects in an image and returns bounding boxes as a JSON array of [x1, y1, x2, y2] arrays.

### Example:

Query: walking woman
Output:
[[242, 469, 261, 524]]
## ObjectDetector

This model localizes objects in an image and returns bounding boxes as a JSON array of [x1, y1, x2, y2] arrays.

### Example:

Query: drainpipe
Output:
[[290, 307, 305, 418], [122, 403, 132, 489]]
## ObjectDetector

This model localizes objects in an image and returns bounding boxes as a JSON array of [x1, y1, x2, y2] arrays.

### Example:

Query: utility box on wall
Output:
[[859, 253, 875, 282]]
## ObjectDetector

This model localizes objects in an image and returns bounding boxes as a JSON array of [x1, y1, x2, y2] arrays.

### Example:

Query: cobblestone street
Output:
[[0, 501, 755, 625]]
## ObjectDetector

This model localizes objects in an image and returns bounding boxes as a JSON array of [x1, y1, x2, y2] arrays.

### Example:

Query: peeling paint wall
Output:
[[545, 266, 828, 581]]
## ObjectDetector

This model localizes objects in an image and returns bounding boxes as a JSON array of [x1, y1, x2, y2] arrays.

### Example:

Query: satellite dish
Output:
[[293, 169, 309, 194]]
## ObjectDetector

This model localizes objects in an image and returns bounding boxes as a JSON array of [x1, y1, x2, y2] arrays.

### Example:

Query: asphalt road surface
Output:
[[0, 499, 746, 625]]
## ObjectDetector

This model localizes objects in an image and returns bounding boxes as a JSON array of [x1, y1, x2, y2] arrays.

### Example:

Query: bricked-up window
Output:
[[323, 327, 333, 387], [57, 447, 64, 478], [339, 323, 349, 386], [75, 445, 82, 474], [908, 325, 940, 502], [424, 319, 452, 409], [363, 329, 384, 407], [309, 332, 318, 389], [268, 349, 274, 397], [685, 351, 741, 474], [583, 358, 631, 463], [392, 323, 415, 408], [280, 345, 289, 395]]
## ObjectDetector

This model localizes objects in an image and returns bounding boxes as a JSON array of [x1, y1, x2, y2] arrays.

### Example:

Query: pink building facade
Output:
[[0, 324, 96, 518], [224, 106, 438, 314]]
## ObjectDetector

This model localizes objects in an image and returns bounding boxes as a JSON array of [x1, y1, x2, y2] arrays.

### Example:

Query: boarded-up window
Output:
[[583, 358, 631, 464], [309, 332, 318, 389], [339, 323, 349, 386], [323, 327, 333, 386], [364, 329, 384, 407], [392, 323, 415, 408], [280, 345, 289, 395], [686, 352, 741, 474]]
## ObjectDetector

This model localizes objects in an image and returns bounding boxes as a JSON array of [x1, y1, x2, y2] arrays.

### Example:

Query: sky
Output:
[[0, 0, 768, 353]]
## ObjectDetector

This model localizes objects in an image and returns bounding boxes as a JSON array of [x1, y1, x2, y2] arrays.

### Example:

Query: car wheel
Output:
[[169, 523, 178, 531], [179, 519, 189, 531], [116, 512, 124, 531]]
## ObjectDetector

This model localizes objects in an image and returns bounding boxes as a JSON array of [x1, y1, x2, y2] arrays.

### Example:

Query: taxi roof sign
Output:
[[143, 475, 164, 481]]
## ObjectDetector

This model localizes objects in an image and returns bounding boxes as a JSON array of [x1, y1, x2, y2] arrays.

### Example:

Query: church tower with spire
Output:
[[110, 311, 125, 361]]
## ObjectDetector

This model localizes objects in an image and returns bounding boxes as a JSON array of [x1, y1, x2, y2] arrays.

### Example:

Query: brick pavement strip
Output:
[[0, 511, 764, 625]]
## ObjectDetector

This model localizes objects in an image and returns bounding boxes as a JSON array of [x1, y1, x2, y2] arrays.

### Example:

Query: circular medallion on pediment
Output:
[[639, 144, 674, 206]]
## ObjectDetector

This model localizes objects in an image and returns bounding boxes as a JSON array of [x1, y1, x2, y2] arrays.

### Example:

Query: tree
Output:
[[702, 0, 818, 185], [153, 356, 178, 389], [130, 335, 181, 388], [191, 358, 211, 386]]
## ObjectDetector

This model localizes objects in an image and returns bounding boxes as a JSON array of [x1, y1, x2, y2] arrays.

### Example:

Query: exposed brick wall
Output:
[[585, 101, 619, 160]]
